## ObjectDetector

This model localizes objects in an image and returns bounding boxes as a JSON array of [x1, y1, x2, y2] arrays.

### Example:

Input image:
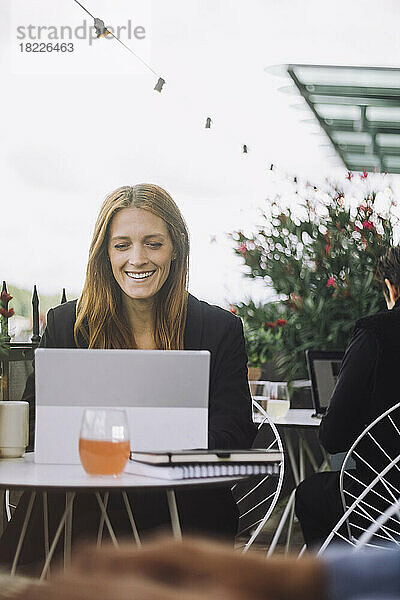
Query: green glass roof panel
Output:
[[331, 131, 372, 145], [285, 64, 400, 173], [315, 104, 360, 120], [291, 65, 400, 88], [376, 133, 400, 147], [383, 155, 400, 168], [344, 153, 380, 167], [367, 107, 400, 121]]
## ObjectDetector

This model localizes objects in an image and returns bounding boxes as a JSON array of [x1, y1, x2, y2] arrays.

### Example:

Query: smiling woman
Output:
[[75, 185, 189, 352], [0, 183, 256, 569]]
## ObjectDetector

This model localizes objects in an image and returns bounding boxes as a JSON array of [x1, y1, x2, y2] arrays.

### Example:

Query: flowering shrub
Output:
[[232, 176, 399, 379], [233, 299, 287, 367]]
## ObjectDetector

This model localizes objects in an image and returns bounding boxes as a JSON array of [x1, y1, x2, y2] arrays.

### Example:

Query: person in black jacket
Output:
[[295, 246, 400, 548], [0, 184, 256, 567]]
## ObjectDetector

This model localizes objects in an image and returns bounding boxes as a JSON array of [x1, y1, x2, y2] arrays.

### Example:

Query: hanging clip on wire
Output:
[[94, 17, 110, 38], [243, 144, 248, 153], [154, 77, 166, 93], [205, 117, 212, 129]]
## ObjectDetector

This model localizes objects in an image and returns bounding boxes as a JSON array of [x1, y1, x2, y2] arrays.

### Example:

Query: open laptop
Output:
[[306, 350, 344, 418], [34, 348, 210, 464]]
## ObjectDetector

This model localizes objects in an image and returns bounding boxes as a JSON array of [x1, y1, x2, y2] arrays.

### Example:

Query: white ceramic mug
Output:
[[0, 401, 29, 458]]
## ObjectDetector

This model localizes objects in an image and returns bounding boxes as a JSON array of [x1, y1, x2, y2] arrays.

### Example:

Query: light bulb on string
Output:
[[94, 17, 110, 38], [73, 0, 163, 92], [154, 77, 166, 93]]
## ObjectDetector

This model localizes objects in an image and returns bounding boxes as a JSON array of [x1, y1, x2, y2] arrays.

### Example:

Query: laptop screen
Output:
[[313, 359, 342, 408], [306, 350, 344, 415]]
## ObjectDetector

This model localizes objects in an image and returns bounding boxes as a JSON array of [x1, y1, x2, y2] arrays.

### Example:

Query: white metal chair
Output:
[[234, 397, 284, 552], [355, 496, 400, 550], [318, 402, 400, 553]]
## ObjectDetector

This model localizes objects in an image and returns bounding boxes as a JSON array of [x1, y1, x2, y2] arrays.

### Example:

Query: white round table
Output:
[[0, 453, 238, 578], [0, 453, 237, 490]]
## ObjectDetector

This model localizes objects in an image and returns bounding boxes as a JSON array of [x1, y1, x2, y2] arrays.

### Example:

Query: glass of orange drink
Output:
[[79, 409, 130, 476]]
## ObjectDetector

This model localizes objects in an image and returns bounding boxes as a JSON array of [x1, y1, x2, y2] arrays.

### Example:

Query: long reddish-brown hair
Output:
[[74, 184, 189, 349]]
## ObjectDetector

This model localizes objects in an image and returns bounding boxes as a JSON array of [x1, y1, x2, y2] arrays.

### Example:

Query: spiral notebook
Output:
[[125, 449, 282, 480]]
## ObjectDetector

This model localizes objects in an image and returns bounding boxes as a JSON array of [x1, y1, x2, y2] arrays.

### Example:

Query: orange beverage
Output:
[[79, 438, 130, 475]]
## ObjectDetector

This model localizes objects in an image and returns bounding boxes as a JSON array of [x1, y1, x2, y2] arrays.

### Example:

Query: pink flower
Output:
[[228, 305, 237, 315], [276, 319, 287, 327], [360, 168, 368, 180], [237, 242, 248, 254], [264, 321, 276, 329], [346, 171, 353, 181], [362, 220, 374, 231], [327, 277, 336, 288]]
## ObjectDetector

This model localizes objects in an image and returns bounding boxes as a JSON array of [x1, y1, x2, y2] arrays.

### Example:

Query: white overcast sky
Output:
[[1, 0, 400, 306]]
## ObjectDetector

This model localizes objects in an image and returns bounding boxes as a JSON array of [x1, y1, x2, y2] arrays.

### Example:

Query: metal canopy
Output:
[[285, 64, 400, 173]]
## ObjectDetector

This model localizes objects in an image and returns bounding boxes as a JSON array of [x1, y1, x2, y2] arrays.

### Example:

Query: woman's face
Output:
[[107, 207, 174, 302]]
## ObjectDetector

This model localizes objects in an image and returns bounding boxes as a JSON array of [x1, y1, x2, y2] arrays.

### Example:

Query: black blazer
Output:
[[319, 301, 400, 480], [23, 294, 256, 451]]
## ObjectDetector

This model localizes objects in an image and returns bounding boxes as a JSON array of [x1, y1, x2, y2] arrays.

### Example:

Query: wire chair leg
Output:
[[285, 500, 295, 554], [267, 489, 296, 556]]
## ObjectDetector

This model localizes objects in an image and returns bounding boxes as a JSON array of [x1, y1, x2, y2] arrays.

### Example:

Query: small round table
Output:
[[0, 453, 239, 578]]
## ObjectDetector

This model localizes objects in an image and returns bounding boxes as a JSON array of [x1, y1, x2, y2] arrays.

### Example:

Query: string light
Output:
[[70, 1, 304, 177], [154, 77, 166, 92], [93, 18, 110, 38], [72, 0, 164, 89]]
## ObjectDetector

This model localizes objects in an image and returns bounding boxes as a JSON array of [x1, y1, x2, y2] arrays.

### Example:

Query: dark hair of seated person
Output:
[[375, 245, 400, 297]]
